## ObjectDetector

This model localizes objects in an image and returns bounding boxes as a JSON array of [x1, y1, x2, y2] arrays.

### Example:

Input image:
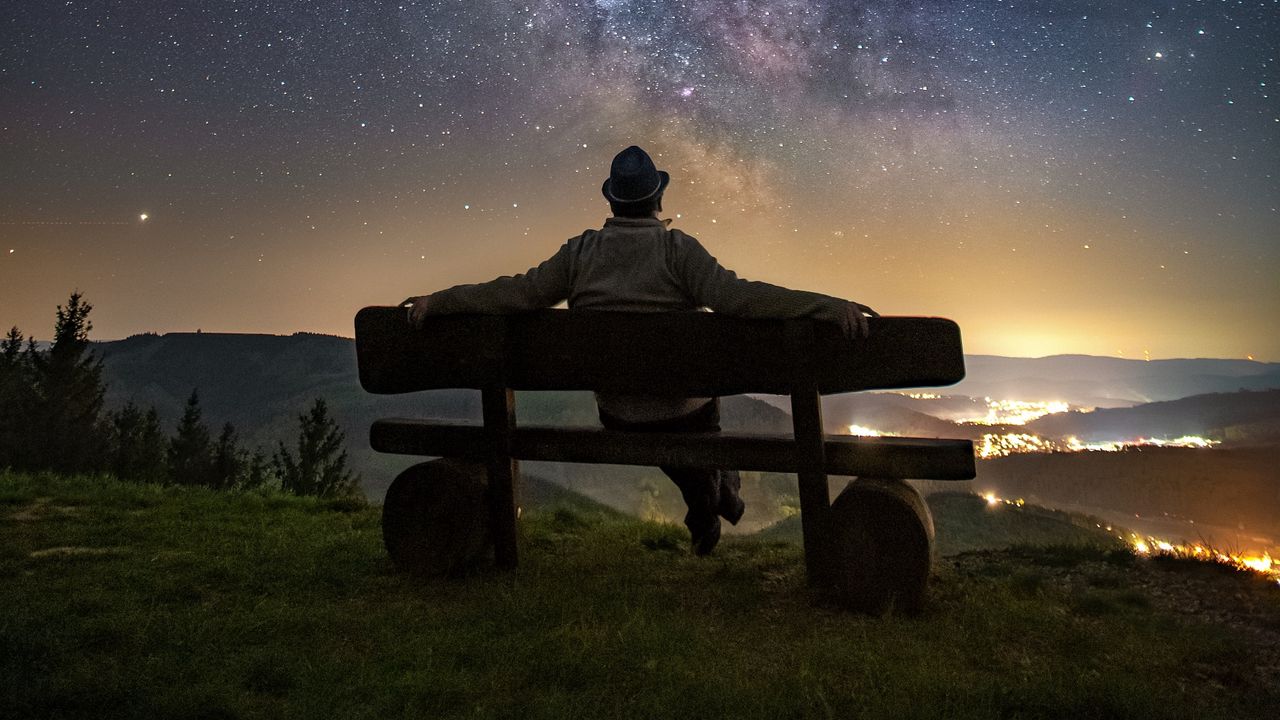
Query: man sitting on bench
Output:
[[404, 145, 877, 555]]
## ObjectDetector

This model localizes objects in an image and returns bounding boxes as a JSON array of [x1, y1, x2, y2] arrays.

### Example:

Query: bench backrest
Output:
[[354, 307, 965, 397]]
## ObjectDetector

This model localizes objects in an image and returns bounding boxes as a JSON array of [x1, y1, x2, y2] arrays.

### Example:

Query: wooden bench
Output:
[[355, 307, 975, 612]]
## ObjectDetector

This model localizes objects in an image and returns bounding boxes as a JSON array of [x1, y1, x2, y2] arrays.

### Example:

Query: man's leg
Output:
[[599, 399, 742, 554], [654, 400, 744, 527], [718, 467, 745, 525], [659, 465, 722, 556]]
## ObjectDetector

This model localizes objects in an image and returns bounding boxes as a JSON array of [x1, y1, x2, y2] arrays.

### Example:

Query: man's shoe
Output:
[[719, 493, 745, 525], [692, 516, 722, 556], [717, 470, 745, 525]]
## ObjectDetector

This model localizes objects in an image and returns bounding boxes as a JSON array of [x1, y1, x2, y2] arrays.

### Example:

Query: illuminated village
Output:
[[850, 396, 1221, 459], [849, 394, 1277, 587]]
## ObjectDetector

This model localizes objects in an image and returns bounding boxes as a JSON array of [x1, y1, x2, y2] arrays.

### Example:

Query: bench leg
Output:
[[797, 471, 832, 585], [826, 477, 935, 614], [483, 386, 520, 569], [790, 385, 831, 586], [382, 459, 491, 577]]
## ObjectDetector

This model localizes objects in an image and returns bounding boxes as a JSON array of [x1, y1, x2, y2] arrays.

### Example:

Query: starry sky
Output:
[[1, 1, 1276, 359]]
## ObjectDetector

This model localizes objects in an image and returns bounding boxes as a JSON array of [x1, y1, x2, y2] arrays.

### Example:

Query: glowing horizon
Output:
[[2, 2, 1276, 360]]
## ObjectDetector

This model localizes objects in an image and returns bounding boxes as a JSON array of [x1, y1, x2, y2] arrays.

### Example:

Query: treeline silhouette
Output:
[[0, 292, 360, 498]]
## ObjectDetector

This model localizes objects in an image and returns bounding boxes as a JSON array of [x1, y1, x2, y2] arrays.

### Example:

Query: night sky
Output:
[[2, 1, 1276, 359]]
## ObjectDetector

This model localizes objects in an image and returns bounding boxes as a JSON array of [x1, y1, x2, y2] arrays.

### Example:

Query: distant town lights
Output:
[[848, 424, 892, 437], [962, 398, 1073, 426]]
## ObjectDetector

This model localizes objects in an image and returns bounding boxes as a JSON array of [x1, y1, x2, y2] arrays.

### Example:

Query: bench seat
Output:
[[371, 419, 976, 480]]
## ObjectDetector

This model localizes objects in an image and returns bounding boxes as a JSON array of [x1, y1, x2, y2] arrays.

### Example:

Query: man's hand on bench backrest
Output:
[[844, 301, 879, 340], [402, 296, 431, 328]]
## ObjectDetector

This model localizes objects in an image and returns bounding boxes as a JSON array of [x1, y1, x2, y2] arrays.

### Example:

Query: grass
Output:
[[757, 489, 1121, 557], [2, 471, 1277, 719], [926, 491, 1124, 556]]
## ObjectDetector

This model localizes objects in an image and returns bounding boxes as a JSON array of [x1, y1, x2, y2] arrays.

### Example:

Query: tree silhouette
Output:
[[107, 402, 167, 483], [28, 293, 107, 473], [168, 389, 214, 486], [211, 422, 244, 491], [0, 327, 32, 469], [274, 398, 359, 498], [241, 449, 274, 490]]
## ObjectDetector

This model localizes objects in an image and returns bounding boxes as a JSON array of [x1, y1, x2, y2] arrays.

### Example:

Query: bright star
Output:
[[139, 213, 149, 221]]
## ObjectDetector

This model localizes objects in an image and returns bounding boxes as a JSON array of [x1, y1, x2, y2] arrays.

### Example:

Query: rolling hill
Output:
[[93, 331, 1280, 510], [93, 331, 793, 499], [952, 354, 1280, 407], [1024, 389, 1280, 444]]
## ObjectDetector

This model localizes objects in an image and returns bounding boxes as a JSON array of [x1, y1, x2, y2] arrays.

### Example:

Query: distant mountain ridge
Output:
[[98, 331, 357, 431], [1025, 389, 1280, 444], [91, 332, 1279, 497], [94, 332, 1280, 441], [93, 331, 793, 497], [953, 354, 1280, 407], [98, 331, 1278, 408]]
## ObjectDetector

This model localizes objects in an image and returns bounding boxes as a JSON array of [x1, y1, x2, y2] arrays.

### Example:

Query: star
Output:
[[0, 0, 1272, 359]]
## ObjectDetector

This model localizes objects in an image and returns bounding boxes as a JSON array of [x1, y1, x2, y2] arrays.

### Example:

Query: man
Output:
[[406, 145, 876, 555]]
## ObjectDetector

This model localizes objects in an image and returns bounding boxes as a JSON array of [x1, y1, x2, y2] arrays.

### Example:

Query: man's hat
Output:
[[601, 145, 669, 203]]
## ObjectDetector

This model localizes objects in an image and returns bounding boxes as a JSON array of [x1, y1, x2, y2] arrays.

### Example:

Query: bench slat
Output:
[[370, 419, 976, 480], [355, 307, 965, 396]]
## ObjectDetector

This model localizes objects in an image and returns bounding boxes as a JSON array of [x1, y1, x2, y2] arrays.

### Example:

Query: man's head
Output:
[[602, 145, 668, 217]]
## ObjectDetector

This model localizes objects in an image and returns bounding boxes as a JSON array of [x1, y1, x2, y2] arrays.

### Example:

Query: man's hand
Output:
[[844, 301, 879, 339], [402, 296, 432, 328]]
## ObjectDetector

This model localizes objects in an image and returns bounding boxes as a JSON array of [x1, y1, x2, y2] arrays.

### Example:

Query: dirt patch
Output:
[[9, 498, 80, 522], [29, 546, 126, 558]]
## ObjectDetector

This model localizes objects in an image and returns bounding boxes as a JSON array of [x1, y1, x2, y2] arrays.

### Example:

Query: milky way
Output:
[[1, 1, 1276, 359]]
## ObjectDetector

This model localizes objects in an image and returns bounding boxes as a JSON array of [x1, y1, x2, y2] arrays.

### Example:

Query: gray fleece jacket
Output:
[[424, 216, 852, 421]]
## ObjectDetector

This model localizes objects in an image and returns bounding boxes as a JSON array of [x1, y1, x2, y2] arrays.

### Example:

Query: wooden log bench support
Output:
[[355, 307, 975, 612]]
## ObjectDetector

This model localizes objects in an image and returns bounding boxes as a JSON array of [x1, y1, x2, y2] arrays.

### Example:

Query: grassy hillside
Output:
[[4, 472, 1278, 719], [757, 490, 1119, 557], [975, 446, 1280, 537]]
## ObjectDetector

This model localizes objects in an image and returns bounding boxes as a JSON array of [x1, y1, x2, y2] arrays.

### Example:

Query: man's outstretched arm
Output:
[[406, 241, 574, 325], [669, 233, 878, 338]]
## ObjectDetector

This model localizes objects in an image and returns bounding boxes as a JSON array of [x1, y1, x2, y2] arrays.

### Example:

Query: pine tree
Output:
[[0, 327, 31, 469], [210, 422, 244, 491], [28, 293, 108, 473], [168, 389, 213, 486], [242, 449, 273, 490], [139, 406, 167, 482], [274, 398, 360, 498], [107, 402, 167, 483]]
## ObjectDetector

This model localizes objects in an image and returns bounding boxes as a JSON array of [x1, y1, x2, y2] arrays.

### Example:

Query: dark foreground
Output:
[[2, 472, 1277, 719]]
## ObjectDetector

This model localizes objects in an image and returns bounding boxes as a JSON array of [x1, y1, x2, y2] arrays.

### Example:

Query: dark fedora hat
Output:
[[601, 145, 670, 203]]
